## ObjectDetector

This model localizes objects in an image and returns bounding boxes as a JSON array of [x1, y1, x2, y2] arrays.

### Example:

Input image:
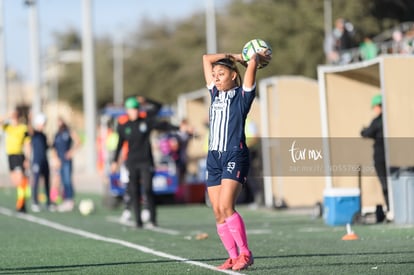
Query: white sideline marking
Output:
[[0, 207, 245, 275], [247, 229, 272, 235], [105, 216, 180, 236]]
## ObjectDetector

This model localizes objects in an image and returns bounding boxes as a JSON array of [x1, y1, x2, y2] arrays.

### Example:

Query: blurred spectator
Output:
[[392, 28, 414, 54], [112, 96, 176, 228], [97, 120, 116, 174], [1, 109, 31, 212], [30, 113, 53, 212], [359, 35, 378, 61], [117, 96, 173, 224], [176, 119, 195, 184], [105, 123, 119, 172], [53, 117, 80, 212], [360, 94, 387, 222], [158, 131, 178, 164], [391, 29, 404, 53], [324, 18, 356, 64], [404, 25, 414, 53]]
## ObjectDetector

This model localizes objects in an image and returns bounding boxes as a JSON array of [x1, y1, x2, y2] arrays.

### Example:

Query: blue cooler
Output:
[[323, 188, 361, 226]]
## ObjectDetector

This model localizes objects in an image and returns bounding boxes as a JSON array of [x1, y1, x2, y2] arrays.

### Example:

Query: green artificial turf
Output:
[[0, 187, 413, 274]]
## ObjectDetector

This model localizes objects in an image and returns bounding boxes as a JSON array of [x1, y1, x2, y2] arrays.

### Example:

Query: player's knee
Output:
[[212, 207, 225, 223], [218, 205, 234, 219]]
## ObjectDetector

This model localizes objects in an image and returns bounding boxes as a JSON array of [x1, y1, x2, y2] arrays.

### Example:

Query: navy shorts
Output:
[[206, 149, 250, 187]]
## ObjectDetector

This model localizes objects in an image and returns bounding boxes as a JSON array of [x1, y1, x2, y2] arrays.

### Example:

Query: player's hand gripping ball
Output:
[[242, 38, 272, 69]]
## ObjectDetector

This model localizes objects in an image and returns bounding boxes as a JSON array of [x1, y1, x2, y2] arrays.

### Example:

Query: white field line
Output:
[[247, 229, 272, 235], [0, 206, 245, 275]]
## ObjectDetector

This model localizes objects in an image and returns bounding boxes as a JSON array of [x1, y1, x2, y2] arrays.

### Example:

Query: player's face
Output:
[[126, 108, 139, 120], [373, 105, 382, 116], [212, 65, 237, 91], [10, 110, 18, 120]]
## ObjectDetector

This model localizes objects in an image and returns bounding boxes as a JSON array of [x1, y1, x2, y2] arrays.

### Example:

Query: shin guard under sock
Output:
[[226, 212, 251, 256], [217, 222, 238, 259]]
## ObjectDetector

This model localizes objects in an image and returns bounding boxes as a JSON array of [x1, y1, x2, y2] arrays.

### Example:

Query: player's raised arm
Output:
[[243, 53, 259, 89], [203, 53, 223, 85], [244, 51, 272, 89], [241, 39, 272, 89]]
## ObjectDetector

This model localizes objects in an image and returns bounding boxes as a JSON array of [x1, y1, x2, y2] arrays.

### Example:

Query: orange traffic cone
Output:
[[342, 223, 359, 240]]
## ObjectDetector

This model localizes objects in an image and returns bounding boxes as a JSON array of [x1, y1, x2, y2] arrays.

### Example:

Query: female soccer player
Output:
[[202, 50, 270, 271]]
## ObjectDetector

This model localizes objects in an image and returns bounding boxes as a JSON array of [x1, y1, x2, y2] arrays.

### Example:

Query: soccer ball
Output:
[[78, 199, 95, 216], [242, 38, 272, 69]]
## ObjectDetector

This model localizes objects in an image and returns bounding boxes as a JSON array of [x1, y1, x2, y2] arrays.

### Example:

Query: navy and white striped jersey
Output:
[[208, 82, 256, 152]]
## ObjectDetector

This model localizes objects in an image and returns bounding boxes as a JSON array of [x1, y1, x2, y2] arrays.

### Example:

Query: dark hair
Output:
[[213, 58, 236, 70], [212, 57, 242, 87]]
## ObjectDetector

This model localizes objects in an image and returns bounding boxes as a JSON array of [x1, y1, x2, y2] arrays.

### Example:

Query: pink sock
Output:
[[226, 212, 251, 256], [216, 222, 238, 259]]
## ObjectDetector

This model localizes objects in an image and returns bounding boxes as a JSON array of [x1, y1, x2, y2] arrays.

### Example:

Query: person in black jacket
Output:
[[361, 94, 389, 216], [111, 96, 176, 228]]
